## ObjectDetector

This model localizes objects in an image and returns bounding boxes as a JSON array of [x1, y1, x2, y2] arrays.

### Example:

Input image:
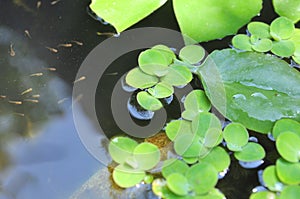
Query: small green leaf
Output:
[[161, 64, 193, 86], [293, 56, 300, 64], [251, 38, 273, 53], [112, 164, 145, 188], [174, 133, 200, 157], [203, 128, 223, 148], [289, 28, 300, 57], [250, 191, 279, 199], [166, 173, 190, 196], [247, 21, 271, 38], [192, 112, 222, 142], [199, 146, 230, 172], [133, 142, 160, 170], [137, 91, 163, 111], [234, 142, 265, 162], [196, 188, 226, 199], [186, 162, 218, 195], [138, 49, 169, 76], [152, 179, 189, 199], [276, 131, 300, 163], [165, 120, 193, 141], [152, 45, 176, 65], [144, 175, 154, 184], [179, 45, 205, 64], [272, 119, 300, 139], [162, 159, 189, 178], [182, 156, 198, 164], [148, 82, 174, 99], [223, 123, 249, 152], [262, 165, 284, 192], [182, 110, 199, 121], [270, 17, 295, 40], [184, 90, 211, 113], [109, 137, 138, 164], [276, 158, 300, 185], [273, 0, 300, 23], [280, 185, 300, 199], [232, 34, 252, 51], [271, 40, 295, 57], [126, 67, 158, 89]]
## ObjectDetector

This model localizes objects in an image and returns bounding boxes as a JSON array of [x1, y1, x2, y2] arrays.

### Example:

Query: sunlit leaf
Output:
[[148, 82, 174, 99], [250, 191, 279, 199], [203, 128, 223, 148], [137, 91, 163, 111], [276, 158, 300, 185], [272, 119, 300, 139], [273, 0, 300, 23], [199, 146, 230, 172], [152, 44, 176, 64], [247, 21, 271, 38], [165, 120, 193, 141], [112, 164, 145, 188], [251, 38, 273, 53], [162, 158, 189, 178], [234, 142, 265, 162], [276, 131, 300, 163], [161, 64, 193, 86], [196, 188, 226, 199], [280, 185, 300, 199], [270, 17, 295, 40], [184, 90, 211, 113], [126, 67, 158, 89], [174, 133, 200, 157], [271, 40, 295, 57], [262, 165, 284, 192], [133, 142, 160, 170], [223, 123, 249, 151], [179, 45, 205, 64], [232, 34, 252, 51], [166, 173, 190, 196]]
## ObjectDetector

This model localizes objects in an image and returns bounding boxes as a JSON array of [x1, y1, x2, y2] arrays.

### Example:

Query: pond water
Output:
[[0, 0, 294, 199]]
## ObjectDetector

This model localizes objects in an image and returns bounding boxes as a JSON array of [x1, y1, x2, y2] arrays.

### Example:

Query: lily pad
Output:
[[133, 142, 160, 170], [199, 146, 230, 172], [234, 142, 265, 162], [165, 120, 193, 141], [273, 0, 300, 23], [232, 34, 252, 51], [247, 21, 271, 38], [250, 191, 279, 199], [162, 159, 189, 178], [183, 90, 211, 113], [262, 165, 284, 192], [108, 136, 138, 164], [148, 82, 174, 99], [271, 40, 295, 57], [276, 158, 300, 185], [192, 112, 222, 142], [186, 162, 218, 195], [166, 173, 190, 196], [152, 45, 176, 64], [223, 123, 249, 151], [280, 185, 300, 199], [161, 64, 193, 86], [272, 119, 300, 139], [276, 131, 300, 163], [173, 0, 263, 42], [179, 45, 205, 64], [112, 164, 145, 188], [137, 91, 163, 111], [270, 17, 295, 40], [251, 38, 273, 53], [199, 49, 300, 133], [126, 67, 158, 89]]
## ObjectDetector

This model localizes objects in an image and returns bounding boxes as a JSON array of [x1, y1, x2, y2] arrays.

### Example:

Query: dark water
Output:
[[0, 0, 297, 199]]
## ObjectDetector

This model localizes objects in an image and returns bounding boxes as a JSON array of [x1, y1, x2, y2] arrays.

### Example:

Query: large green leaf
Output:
[[273, 0, 300, 23], [89, 0, 167, 33], [199, 49, 300, 133], [173, 0, 262, 42]]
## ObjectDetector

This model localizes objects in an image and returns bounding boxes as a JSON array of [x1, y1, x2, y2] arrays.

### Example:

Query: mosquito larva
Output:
[[9, 43, 16, 56], [24, 99, 39, 103], [51, 0, 61, 5], [71, 40, 83, 46], [45, 46, 58, 53], [21, 88, 33, 95], [45, 67, 57, 71], [37, 1, 42, 9], [57, 98, 68, 104], [13, 112, 25, 117], [73, 76, 86, 84], [24, 30, 32, 38], [0, 95, 7, 99], [30, 73, 43, 77], [31, 94, 40, 98], [8, 100, 22, 105], [57, 43, 72, 48]]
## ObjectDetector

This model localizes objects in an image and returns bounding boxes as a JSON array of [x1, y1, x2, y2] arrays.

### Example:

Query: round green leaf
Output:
[[262, 165, 284, 192], [248, 21, 271, 39], [161, 64, 193, 86], [137, 91, 163, 111], [166, 173, 189, 196], [165, 120, 193, 141], [133, 142, 160, 170], [276, 131, 300, 163], [152, 44, 176, 64], [252, 38, 273, 53], [148, 82, 174, 99], [271, 40, 295, 57], [138, 49, 169, 76], [112, 164, 145, 188], [250, 191, 279, 199], [232, 34, 252, 51], [203, 128, 223, 148], [179, 45, 205, 64], [270, 17, 295, 40], [273, 0, 300, 23], [144, 175, 154, 184], [196, 188, 226, 199], [293, 55, 300, 64], [108, 136, 138, 164], [162, 158, 189, 178], [223, 123, 249, 151], [184, 90, 211, 113], [192, 112, 222, 142], [182, 110, 199, 121], [289, 28, 300, 57], [280, 185, 300, 199], [174, 133, 200, 157], [199, 146, 230, 172], [126, 67, 158, 89], [276, 158, 300, 185], [186, 162, 218, 195], [272, 119, 300, 139], [234, 142, 265, 162], [182, 156, 198, 164]]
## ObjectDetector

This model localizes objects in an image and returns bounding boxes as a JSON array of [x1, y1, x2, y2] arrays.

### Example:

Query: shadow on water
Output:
[[0, 0, 294, 199]]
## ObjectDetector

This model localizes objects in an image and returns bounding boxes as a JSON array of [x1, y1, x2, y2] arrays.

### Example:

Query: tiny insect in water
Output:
[[71, 40, 83, 46], [37, 1, 42, 9], [45, 46, 58, 53], [44, 67, 56, 71], [31, 94, 40, 98], [8, 100, 22, 105], [0, 95, 7, 99], [9, 43, 16, 56], [51, 0, 61, 5], [21, 88, 33, 95], [24, 99, 39, 103], [57, 43, 72, 48], [30, 73, 43, 77], [57, 98, 68, 104], [24, 30, 32, 38], [13, 112, 25, 117], [73, 76, 86, 84]]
